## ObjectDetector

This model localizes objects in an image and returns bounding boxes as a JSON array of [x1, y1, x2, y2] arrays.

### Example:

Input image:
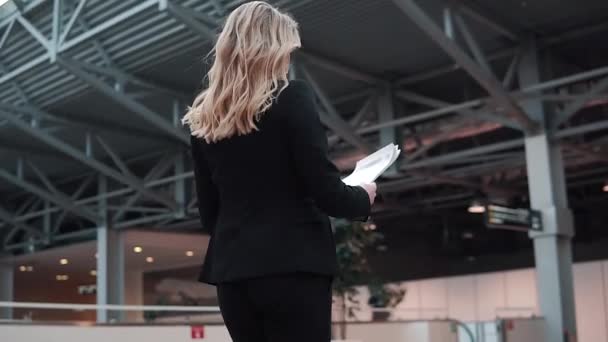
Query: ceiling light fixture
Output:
[[90, 270, 97, 277], [26, 266, 33, 272], [56, 275, 69, 281], [363, 222, 377, 231], [462, 231, 475, 239], [468, 199, 486, 214], [603, 182, 608, 192], [60, 258, 69, 265], [19, 265, 26, 272], [186, 251, 194, 257], [133, 246, 143, 253], [146, 257, 154, 263]]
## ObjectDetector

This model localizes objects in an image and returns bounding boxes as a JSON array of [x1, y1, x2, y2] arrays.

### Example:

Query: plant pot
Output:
[[372, 310, 391, 321]]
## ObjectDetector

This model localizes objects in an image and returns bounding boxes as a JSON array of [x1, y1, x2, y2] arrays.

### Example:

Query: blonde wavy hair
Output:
[[182, 1, 301, 142]]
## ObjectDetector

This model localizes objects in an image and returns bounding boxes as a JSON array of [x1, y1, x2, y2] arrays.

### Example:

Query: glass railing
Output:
[[0, 301, 547, 342]]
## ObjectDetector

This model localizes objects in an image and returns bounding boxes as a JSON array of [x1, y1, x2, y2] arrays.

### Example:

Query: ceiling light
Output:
[[90, 270, 97, 277], [146, 257, 154, 263], [133, 246, 143, 253], [363, 222, 377, 231], [19, 265, 26, 272], [603, 182, 608, 192], [56, 275, 69, 281], [186, 251, 194, 257], [60, 258, 69, 265], [26, 266, 33, 272], [468, 200, 486, 214]]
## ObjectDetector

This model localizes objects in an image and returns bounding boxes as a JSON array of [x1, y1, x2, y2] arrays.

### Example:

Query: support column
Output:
[[124, 270, 143, 323], [518, 38, 577, 342], [378, 86, 399, 175], [96, 175, 125, 323], [0, 259, 13, 320]]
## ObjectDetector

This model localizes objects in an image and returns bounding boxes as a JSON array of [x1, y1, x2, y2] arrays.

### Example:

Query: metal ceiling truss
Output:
[[390, 0, 539, 133], [0, 0, 607, 251]]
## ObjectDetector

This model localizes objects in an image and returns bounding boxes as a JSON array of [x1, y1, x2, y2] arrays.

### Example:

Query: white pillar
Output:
[[0, 260, 14, 319], [96, 227, 125, 323], [96, 175, 125, 323], [519, 38, 577, 342]]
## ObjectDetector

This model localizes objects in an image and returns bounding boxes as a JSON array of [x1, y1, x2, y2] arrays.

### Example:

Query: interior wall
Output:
[[346, 260, 608, 342], [13, 270, 144, 322]]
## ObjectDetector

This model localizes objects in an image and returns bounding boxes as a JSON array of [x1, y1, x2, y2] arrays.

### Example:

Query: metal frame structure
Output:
[[0, 0, 606, 250], [0, 0, 606, 335]]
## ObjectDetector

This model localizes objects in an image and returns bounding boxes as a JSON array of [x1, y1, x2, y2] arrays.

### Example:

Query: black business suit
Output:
[[190, 80, 371, 342]]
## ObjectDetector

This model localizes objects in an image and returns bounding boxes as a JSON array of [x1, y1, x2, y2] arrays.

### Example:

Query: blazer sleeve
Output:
[[190, 136, 220, 234], [283, 80, 371, 220]]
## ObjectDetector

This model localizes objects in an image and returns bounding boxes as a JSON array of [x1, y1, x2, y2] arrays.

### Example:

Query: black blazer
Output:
[[190, 80, 371, 285]]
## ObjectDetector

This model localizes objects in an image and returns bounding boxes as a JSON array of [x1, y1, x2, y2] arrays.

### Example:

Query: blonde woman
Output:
[[184, 2, 376, 341]]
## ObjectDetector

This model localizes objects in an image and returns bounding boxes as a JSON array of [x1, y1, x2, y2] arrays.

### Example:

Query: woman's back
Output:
[[191, 80, 371, 284], [183, 3, 375, 341]]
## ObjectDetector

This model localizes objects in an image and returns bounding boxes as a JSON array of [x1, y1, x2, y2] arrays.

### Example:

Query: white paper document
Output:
[[341, 143, 401, 186]]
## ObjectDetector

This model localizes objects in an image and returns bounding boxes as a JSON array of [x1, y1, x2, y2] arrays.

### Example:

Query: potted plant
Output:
[[332, 219, 405, 338], [367, 282, 406, 321]]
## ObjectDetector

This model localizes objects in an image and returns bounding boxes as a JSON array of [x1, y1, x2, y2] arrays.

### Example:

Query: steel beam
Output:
[[299, 51, 383, 85], [0, 19, 14, 50], [50, 0, 63, 61], [561, 142, 608, 163], [74, 60, 190, 100], [166, 1, 216, 41], [0, 205, 41, 238], [15, 14, 50, 51], [408, 170, 519, 196], [59, 0, 87, 46], [0, 103, 175, 144], [59, 0, 158, 52], [502, 50, 521, 89], [0, 109, 178, 211], [0, 167, 99, 222], [378, 88, 399, 175], [552, 76, 608, 128], [442, 6, 454, 39], [53, 174, 94, 234], [395, 89, 522, 130], [453, 13, 493, 75], [390, 0, 538, 133], [95, 136, 136, 178], [58, 58, 189, 145], [404, 120, 472, 162], [456, 3, 518, 41], [299, 65, 372, 153], [395, 21, 607, 87]]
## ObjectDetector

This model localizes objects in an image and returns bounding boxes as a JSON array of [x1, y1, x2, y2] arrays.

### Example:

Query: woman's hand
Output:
[[360, 183, 377, 205]]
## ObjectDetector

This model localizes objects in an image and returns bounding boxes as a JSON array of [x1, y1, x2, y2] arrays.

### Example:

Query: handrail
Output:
[[368, 308, 475, 342], [0, 301, 220, 312]]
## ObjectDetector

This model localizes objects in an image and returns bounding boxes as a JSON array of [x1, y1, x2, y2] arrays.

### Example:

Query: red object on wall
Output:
[[191, 326, 205, 339], [505, 320, 514, 330]]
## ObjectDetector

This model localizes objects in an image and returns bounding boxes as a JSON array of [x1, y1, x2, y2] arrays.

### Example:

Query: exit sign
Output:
[[191, 326, 205, 339], [484, 204, 542, 232]]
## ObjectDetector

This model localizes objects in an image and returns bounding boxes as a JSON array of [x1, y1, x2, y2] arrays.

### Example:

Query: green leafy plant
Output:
[[332, 219, 405, 338], [367, 281, 406, 308]]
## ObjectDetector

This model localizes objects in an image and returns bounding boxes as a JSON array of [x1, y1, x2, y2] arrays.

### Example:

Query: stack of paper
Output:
[[341, 143, 401, 186]]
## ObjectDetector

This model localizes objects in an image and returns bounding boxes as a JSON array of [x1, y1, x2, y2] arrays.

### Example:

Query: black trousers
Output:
[[217, 274, 333, 342]]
